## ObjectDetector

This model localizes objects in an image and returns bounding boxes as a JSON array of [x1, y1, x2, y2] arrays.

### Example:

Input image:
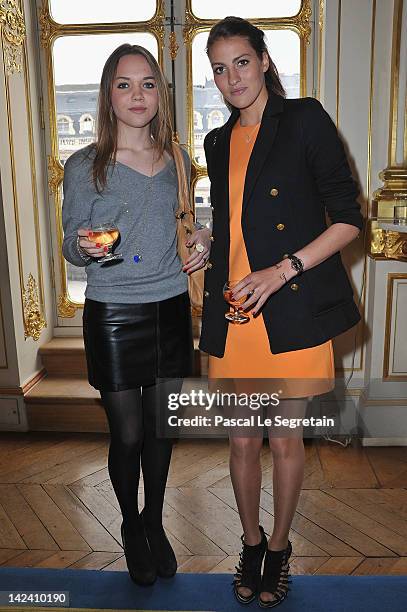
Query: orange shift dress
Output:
[[208, 121, 334, 397]]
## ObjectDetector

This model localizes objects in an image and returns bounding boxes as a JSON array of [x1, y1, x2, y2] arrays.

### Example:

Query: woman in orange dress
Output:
[[194, 17, 362, 608]]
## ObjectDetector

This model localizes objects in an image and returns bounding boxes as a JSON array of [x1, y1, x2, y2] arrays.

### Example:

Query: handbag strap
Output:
[[172, 142, 194, 222]]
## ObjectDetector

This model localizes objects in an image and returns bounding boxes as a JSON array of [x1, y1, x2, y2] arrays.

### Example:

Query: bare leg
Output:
[[230, 436, 264, 543], [229, 435, 264, 598], [260, 398, 307, 603], [268, 436, 304, 550]]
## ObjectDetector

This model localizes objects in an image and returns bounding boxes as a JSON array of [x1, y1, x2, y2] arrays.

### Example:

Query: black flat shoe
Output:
[[141, 510, 177, 578], [232, 525, 267, 604], [258, 540, 292, 608], [121, 521, 157, 586]]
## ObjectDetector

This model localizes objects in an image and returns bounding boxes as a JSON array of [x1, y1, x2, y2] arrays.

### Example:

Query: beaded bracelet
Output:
[[76, 236, 92, 263]]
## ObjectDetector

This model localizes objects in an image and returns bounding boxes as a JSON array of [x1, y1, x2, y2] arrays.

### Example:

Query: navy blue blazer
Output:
[[199, 90, 363, 357]]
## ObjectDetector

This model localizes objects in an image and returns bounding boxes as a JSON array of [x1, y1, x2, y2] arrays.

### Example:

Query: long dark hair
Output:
[[206, 16, 286, 111], [93, 44, 173, 191]]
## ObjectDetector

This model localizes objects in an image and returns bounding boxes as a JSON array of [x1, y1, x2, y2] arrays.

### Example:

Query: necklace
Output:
[[240, 122, 260, 143], [133, 160, 154, 263]]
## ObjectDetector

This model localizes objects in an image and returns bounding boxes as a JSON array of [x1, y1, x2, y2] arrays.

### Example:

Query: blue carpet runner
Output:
[[0, 568, 406, 611]]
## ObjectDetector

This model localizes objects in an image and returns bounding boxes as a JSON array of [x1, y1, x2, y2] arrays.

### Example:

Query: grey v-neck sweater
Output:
[[62, 145, 189, 303]]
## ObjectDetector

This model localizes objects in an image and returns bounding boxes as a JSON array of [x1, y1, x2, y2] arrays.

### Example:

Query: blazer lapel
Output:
[[213, 110, 238, 216], [242, 92, 284, 216]]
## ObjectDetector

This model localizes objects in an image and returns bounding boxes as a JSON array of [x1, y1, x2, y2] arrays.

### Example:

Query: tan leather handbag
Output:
[[172, 142, 204, 314]]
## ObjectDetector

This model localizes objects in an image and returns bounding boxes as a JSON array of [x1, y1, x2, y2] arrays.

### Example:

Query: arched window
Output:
[[207, 110, 224, 130], [194, 111, 203, 129], [57, 114, 75, 135], [79, 113, 95, 134]]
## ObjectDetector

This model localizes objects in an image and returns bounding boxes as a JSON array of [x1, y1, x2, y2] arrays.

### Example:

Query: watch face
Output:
[[289, 255, 303, 274]]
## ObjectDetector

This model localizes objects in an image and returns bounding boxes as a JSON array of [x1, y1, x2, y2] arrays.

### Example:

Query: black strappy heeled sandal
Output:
[[232, 525, 267, 604], [258, 540, 293, 608]]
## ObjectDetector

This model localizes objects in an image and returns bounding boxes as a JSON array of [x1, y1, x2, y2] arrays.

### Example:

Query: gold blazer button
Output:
[[270, 188, 279, 196], [290, 283, 299, 291], [204, 290, 210, 297], [210, 235, 215, 242], [206, 262, 213, 269], [276, 223, 285, 231]]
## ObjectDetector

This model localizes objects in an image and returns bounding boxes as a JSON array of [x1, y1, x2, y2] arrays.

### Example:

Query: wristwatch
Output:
[[286, 254, 304, 276]]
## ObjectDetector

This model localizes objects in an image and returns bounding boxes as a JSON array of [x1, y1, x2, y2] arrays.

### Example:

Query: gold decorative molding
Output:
[[0, 0, 26, 74], [169, 31, 179, 60], [388, 0, 404, 166], [150, 0, 165, 49], [318, 0, 324, 29], [39, 0, 166, 51], [293, 0, 312, 44], [47, 155, 63, 195], [317, 0, 324, 99], [369, 168, 407, 261], [183, 5, 199, 45], [23, 274, 46, 341], [23, 43, 46, 321], [336, 0, 342, 128], [184, 0, 312, 45], [57, 294, 77, 318], [382, 230, 407, 259], [38, 1, 58, 48], [370, 223, 407, 261]]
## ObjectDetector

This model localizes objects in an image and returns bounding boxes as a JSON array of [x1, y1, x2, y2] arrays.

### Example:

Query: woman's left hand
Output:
[[183, 228, 212, 274], [232, 261, 295, 316]]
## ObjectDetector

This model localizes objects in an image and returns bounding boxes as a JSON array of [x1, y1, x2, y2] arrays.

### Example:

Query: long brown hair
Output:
[[206, 16, 286, 112], [93, 44, 174, 191]]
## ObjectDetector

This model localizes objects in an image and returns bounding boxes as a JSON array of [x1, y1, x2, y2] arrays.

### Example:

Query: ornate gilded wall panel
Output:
[[0, 0, 26, 74], [23, 274, 46, 340], [1, 1, 47, 340]]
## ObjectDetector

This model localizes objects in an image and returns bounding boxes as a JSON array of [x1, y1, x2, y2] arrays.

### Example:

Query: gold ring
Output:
[[195, 243, 204, 253]]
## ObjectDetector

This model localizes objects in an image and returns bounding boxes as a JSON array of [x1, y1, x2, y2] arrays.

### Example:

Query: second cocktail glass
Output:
[[223, 280, 250, 324]]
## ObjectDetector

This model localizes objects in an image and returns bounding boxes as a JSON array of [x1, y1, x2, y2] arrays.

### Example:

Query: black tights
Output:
[[101, 380, 180, 533]]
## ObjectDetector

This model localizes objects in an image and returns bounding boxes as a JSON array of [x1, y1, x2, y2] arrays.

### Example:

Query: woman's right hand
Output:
[[77, 228, 107, 258]]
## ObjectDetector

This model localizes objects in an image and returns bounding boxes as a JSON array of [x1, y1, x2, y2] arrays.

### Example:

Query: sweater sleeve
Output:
[[300, 98, 363, 230], [62, 149, 97, 267]]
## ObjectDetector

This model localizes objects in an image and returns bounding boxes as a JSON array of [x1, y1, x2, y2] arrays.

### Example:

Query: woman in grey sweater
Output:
[[62, 44, 211, 585]]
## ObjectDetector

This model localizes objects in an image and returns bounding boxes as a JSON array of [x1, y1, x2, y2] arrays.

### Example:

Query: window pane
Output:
[[191, 0, 301, 19], [54, 33, 157, 162], [194, 178, 212, 228], [66, 262, 87, 303], [50, 0, 156, 24], [192, 29, 300, 165]]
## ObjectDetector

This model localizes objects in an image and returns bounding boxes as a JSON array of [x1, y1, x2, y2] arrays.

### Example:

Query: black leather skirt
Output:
[[83, 292, 193, 391]]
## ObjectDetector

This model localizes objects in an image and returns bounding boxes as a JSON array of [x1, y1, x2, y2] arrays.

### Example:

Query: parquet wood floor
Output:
[[0, 433, 406, 575]]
